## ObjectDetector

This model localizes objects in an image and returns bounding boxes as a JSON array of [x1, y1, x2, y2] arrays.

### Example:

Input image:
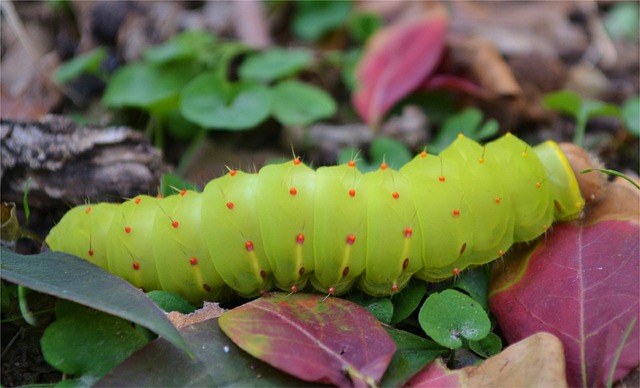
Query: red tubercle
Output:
[[404, 227, 412, 237], [171, 220, 179, 228], [229, 169, 237, 177], [289, 187, 297, 196], [328, 287, 335, 295], [452, 209, 460, 217], [134, 197, 141, 204], [495, 197, 502, 204], [88, 250, 94, 256], [293, 157, 301, 165], [125, 226, 132, 234], [439, 175, 445, 182], [452, 267, 460, 276], [535, 182, 541, 188], [226, 202, 234, 209], [392, 191, 400, 199], [391, 283, 399, 292], [245, 241, 254, 251], [180, 189, 187, 196], [420, 151, 427, 158], [85, 207, 92, 214], [189, 257, 198, 266], [498, 249, 504, 256], [157, 193, 164, 199], [132, 262, 140, 270], [346, 234, 356, 245], [348, 188, 356, 197], [478, 157, 484, 164], [347, 160, 356, 168], [296, 233, 305, 244], [290, 284, 298, 293], [380, 162, 388, 170]]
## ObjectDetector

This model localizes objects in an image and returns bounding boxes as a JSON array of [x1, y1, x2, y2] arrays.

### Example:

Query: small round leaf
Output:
[[271, 80, 336, 126]]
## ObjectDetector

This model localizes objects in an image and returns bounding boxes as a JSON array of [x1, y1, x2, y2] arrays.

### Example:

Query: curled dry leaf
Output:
[[559, 142, 607, 205], [407, 332, 568, 387], [167, 302, 226, 329]]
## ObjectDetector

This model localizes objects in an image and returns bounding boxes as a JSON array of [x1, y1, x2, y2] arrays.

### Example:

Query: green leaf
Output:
[[346, 292, 394, 324], [53, 47, 107, 84], [453, 267, 490, 311], [418, 289, 491, 349], [347, 12, 382, 43], [103, 62, 199, 110], [604, 2, 639, 41], [143, 29, 216, 65], [381, 326, 446, 387], [293, 0, 352, 41], [41, 301, 148, 377], [469, 332, 502, 358], [390, 281, 427, 325], [430, 108, 498, 153], [271, 80, 336, 126], [543, 90, 582, 118], [0, 249, 190, 355], [622, 95, 639, 136], [180, 72, 271, 130], [239, 48, 313, 83], [146, 291, 197, 314]]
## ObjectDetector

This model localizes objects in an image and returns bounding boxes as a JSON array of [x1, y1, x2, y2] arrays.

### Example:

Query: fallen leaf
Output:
[[489, 178, 640, 387], [218, 292, 396, 387], [406, 332, 567, 387]]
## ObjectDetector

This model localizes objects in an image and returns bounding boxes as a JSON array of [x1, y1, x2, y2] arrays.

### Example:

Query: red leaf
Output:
[[489, 218, 639, 386], [352, 15, 449, 127], [218, 292, 396, 387]]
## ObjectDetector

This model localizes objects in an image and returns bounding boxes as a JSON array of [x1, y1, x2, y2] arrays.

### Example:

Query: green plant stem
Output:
[[581, 168, 640, 190], [18, 285, 38, 326], [606, 317, 637, 387]]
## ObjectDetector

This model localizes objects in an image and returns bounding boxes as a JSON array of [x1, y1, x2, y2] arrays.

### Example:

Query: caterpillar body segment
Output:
[[45, 134, 585, 303]]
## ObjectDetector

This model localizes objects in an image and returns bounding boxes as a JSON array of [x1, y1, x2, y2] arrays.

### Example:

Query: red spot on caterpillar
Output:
[[125, 226, 132, 234], [88, 250, 94, 256], [180, 189, 187, 196], [229, 169, 237, 176], [171, 220, 179, 228], [495, 197, 502, 204], [420, 151, 427, 158], [289, 187, 297, 196], [439, 175, 445, 182], [391, 283, 399, 292], [226, 202, 234, 209], [498, 249, 504, 256], [402, 258, 409, 270], [296, 233, 305, 244], [203, 283, 211, 292], [460, 243, 467, 255], [290, 284, 298, 293], [157, 193, 163, 199], [348, 188, 356, 197], [85, 207, 92, 214], [189, 257, 198, 266], [452, 268, 460, 276], [260, 270, 267, 278], [134, 197, 141, 204], [346, 234, 356, 245], [478, 157, 484, 163], [245, 241, 254, 251], [452, 209, 460, 217], [342, 267, 350, 277], [328, 287, 335, 295], [392, 191, 400, 199], [404, 227, 412, 237], [348, 160, 356, 167], [535, 182, 541, 188], [293, 157, 301, 165], [132, 262, 140, 270], [299, 267, 305, 275], [380, 162, 388, 170]]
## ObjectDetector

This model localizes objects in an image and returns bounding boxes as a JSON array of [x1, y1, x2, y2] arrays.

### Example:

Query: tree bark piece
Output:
[[1, 115, 164, 208]]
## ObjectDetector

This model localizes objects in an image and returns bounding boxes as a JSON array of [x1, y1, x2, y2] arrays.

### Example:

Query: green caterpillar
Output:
[[45, 134, 584, 303]]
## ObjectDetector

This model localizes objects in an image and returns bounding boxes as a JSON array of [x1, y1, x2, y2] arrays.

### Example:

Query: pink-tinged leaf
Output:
[[218, 292, 396, 387], [421, 74, 494, 100], [406, 332, 567, 387], [489, 180, 640, 387], [353, 15, 449, 127]]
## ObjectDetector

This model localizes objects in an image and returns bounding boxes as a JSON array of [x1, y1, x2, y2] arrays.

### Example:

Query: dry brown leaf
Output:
[[167, 302, 226, 329]]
